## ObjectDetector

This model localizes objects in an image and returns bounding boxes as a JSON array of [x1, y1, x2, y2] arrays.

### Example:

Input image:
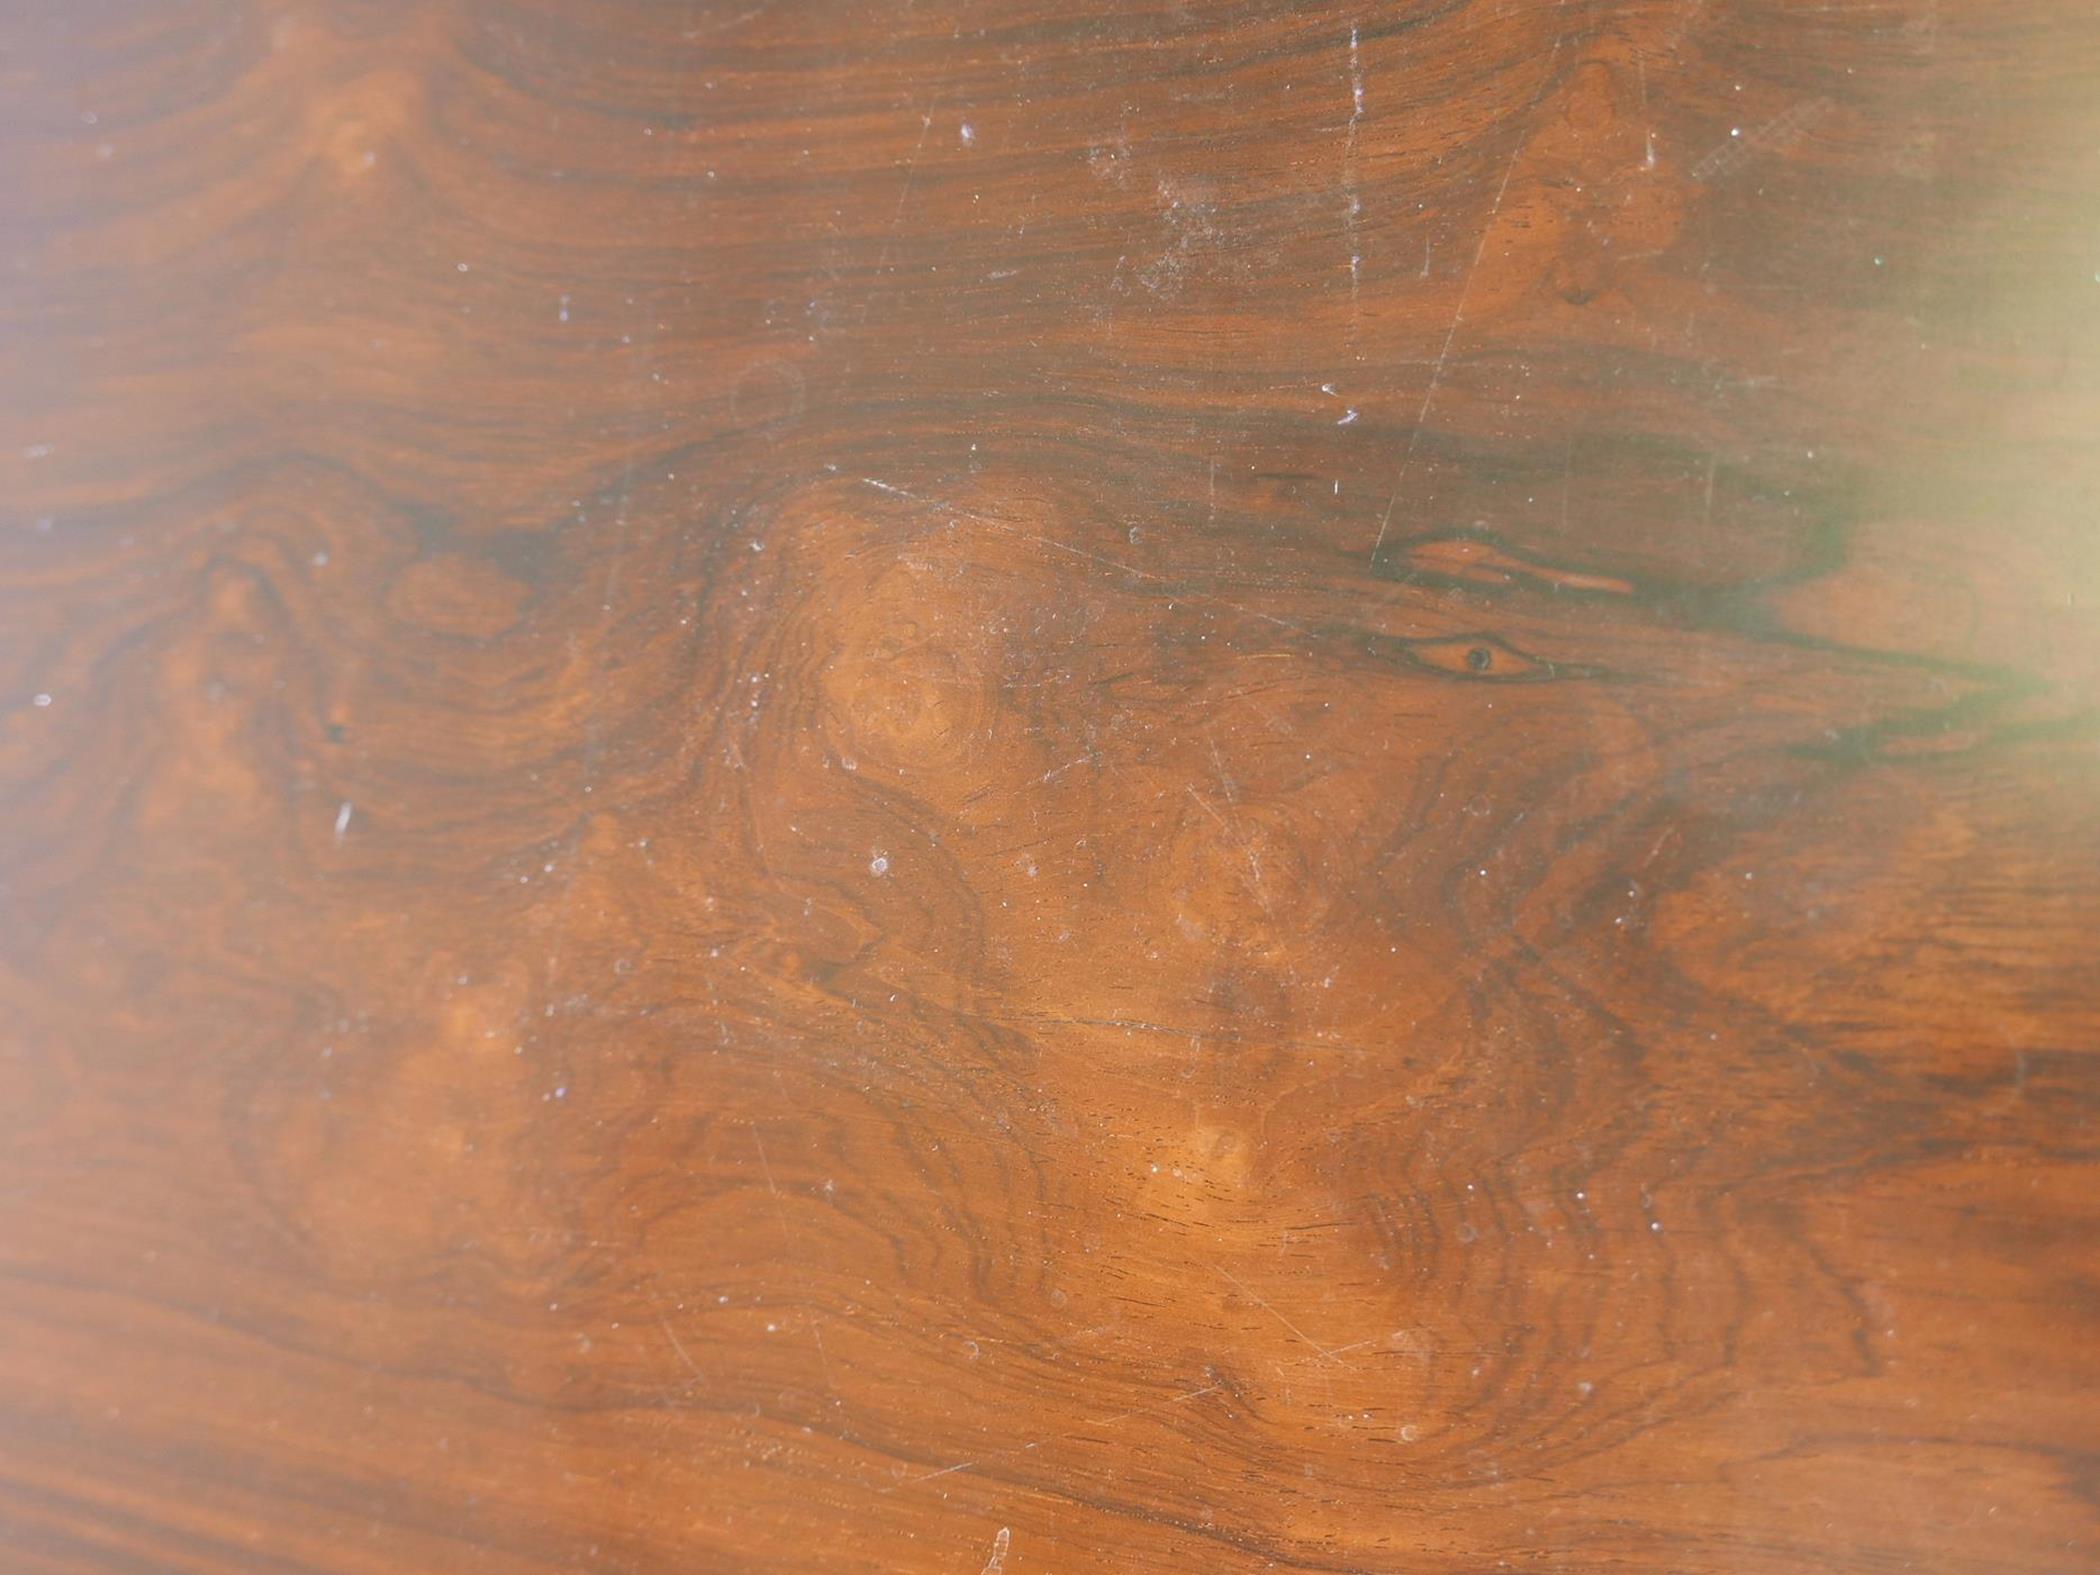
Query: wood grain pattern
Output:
[[2, 1, 2098, 1569]]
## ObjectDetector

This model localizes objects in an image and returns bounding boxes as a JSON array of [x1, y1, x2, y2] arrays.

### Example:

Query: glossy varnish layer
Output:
[[2, 1, 2098, 1570]]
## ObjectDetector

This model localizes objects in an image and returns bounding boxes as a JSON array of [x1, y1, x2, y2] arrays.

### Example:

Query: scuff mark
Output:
[[1690, 96, 1832, 183]]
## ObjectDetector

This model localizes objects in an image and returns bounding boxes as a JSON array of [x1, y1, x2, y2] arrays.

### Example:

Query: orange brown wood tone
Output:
[[2, 1, 2097, 1570]]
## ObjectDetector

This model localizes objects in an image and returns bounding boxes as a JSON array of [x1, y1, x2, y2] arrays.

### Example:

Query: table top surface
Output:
[[1, 2, 2097, 1570]]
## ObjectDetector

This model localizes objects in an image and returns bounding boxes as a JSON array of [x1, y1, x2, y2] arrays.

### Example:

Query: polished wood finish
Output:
[[3, 1, 2098, 1569]]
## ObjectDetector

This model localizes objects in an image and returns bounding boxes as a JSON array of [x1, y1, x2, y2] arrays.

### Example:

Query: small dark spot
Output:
[[326, 723, 350, 743], [1466, 645, 1494, 673]]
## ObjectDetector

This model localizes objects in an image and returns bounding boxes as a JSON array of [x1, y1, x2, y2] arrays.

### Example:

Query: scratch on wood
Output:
[[1216, 1267, 1343, 1364], [1345, 24, 1365, 330], [857, 478, 1308, 635], [888, 1382, 1222, 1491], [1372, 29, 1569, 566], [658, 1313, 705, 1385], [861, 107, 937, 323]]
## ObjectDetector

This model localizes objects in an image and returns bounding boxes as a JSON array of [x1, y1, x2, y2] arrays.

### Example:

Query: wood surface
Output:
[[2, 1, 2098, 1570]]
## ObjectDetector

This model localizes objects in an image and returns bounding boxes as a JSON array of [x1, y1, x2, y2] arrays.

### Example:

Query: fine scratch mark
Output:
[[1315, 1333, 1387, 1361], [752, 1126, 788, 1223], [1193, 739, 1285, 938], [858, 479, 1308, 634], [1371, 29, 1567, 566], [1369, 141, 1524, 564], [1344, 25, 1365, 330], [891, 1383, 1222, 1491], [985, 1011, 1371, 1060], [683, 0, 777, 38], [1206, 731, 1239, 804], [1216, 1267, 1343, 1364], [1560, 430, 1575, 531], [1185, 784, 1233, 831], [1635, 54, 1656, 169], [767, 1079, 843, 1401], [980, 1526, 1011, 1575], [545, 398, 644, 997], [752, 1123, 840, 1399], [861, 107, 936, 324], [659, 1313, 706, 1385], [1349, 25, 1366, 128], [808, 1315, 839, 1399], [1184, 783, 1274, 922]]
